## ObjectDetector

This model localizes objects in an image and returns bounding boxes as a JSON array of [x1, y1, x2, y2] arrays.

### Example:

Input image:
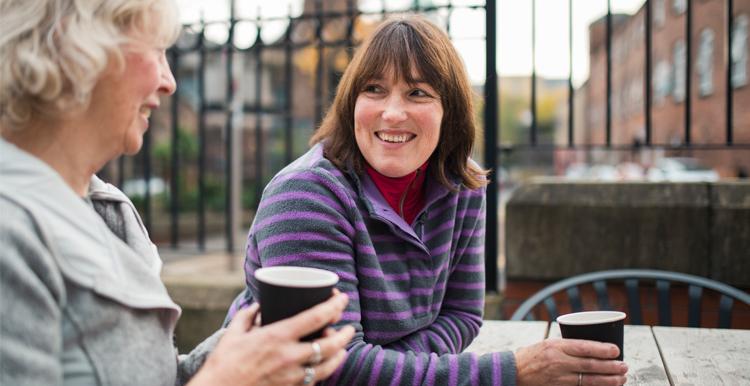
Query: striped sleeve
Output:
[[247, 170, 517, 386]]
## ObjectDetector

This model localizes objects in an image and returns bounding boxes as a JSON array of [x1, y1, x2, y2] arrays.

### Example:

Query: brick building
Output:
[[574, 0, 749, 177]]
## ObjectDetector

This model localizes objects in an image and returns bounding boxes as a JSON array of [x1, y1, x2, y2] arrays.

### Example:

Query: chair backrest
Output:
[[509, 269, 750, 328]]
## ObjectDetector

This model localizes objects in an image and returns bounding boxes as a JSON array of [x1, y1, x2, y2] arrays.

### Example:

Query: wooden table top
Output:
[[466, 321, 750, 385]]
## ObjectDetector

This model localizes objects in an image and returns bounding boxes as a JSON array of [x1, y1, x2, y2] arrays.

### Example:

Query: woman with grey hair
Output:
[[0, 0, 354, 385]]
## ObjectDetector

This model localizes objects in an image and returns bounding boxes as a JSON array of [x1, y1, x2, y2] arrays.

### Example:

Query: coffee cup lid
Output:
[[254, 266, 339, 288], [556, 311, 626, 325]]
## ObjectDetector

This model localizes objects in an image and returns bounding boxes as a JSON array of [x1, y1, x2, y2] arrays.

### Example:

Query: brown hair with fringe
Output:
[[309, 15, 489, 190]]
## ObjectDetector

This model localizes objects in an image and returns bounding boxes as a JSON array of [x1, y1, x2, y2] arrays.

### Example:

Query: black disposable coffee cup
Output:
[[254, 266, 339, 341], [557, 311, 626, 360]]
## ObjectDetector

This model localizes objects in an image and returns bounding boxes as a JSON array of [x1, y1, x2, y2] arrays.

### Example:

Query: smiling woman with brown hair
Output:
[[0, 1, 353, 385], [311, 15, 485, 191], [226, 15, 628, 385]]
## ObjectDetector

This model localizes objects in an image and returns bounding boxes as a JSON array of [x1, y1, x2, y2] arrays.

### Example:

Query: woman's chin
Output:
[[374, 165, 413, 178], [122, 140, 144, 157]]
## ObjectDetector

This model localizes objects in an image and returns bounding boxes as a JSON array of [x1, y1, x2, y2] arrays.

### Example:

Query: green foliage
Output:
[[153, 127, 199, 168], [176, 178, 224, 212]]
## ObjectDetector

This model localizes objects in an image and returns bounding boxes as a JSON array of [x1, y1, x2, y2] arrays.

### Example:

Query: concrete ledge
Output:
[[506, 181, 750, 287], [711, 182, 750, 287]]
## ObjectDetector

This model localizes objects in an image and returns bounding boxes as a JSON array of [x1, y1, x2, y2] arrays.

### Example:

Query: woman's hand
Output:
[[188, 291, 355, 386], [515, 338, 628, 386]]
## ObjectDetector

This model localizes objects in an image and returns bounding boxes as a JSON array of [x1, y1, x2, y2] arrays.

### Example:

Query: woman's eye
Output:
[[363, 84, 382, 93], [410, 88, 431, 98]]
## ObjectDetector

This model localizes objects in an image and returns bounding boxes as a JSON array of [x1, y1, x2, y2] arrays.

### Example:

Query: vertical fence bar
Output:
[[484, 0, 498, 293], [314, 0, 324, 127], [446, 0, 453, 36], [346, 0, 356, 58], [685, 0, 692, 145], [530, 0, 537, 146], [225, 2, 236, 254], [726, 0, 734, 145], [197, 23, 207, 251], [143, 119, 152, 233], [347, 0, 356, 61], [255, 15, 264, 209], [568, 0, 574, 147], [645, 0, 653, 145], [606, 0, 612, 147], [284, 6, 294, 165], [170, 49, 180, 248]]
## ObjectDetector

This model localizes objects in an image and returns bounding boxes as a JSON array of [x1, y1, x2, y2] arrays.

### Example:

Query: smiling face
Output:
[[85, 36, 176, 157], [354, 68, 443, 177]]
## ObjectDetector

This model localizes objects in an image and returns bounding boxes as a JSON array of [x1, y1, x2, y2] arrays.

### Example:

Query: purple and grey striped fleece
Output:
[[227, 144, 517, 385]]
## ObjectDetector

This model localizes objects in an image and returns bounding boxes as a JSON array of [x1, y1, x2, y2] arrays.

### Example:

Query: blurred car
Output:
[[616, 162, 645, 181], [122, 177, 167, 197], [646, 158, 718, 182], [564, 163, 630, 181], [564, 163, 589, 180], [586, 165, 619, 181]]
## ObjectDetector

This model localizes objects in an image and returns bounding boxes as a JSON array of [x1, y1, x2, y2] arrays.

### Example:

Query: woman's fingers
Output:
[[270, 350, 346, 385], [312, 349, 348, 381], [559, 338, 621, 359], [575, 357, 628, 375], [272, 292, 349, 339], [515, 340, 628, 386], [226, 303, 260, 333], [278, 325, 356, 367], [312, 326, 355, 362], [555, 339, 627, 376], [267, 349, 348, 386]]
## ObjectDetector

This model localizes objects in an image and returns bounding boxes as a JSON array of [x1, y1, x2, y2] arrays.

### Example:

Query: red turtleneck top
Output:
[[364, 162, 428, 225]]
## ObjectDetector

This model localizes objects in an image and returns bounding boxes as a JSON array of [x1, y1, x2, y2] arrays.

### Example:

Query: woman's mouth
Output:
[[140, 106, 152, 119], [376, 131, 415, 143]]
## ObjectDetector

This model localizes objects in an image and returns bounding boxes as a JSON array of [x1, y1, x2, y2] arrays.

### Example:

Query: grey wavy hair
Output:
[[0, 0, 180, 130]]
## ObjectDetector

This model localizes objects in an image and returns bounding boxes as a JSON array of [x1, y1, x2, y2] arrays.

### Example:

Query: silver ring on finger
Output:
[[303, 366, 316, 385], [577, 372, 583, 386], [309, 341, 322, 365]]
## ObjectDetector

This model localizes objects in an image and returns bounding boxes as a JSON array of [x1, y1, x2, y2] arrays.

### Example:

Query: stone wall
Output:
[[164, 278, 242, 353], [161, 254, 246, 353], [505, 181, 750, 287]]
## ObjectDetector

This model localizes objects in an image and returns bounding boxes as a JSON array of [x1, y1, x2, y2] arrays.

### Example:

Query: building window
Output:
[[673, 40, 686, 102], [654, 0, 665, 28], [629, 79, 642, 113], [653, 60, 672, 104], [732, 14, 748, 88], [673, 0, 687, 15], [697, 28, 714, 97]]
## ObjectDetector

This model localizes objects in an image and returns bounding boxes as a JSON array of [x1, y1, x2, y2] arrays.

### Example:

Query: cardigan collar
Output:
[[364, 161, 428, 225], [346, 157, 457, 247], [0, 138, 180, 320]]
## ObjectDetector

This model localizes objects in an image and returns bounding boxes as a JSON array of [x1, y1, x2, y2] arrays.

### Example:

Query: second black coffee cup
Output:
[[557, 310, 626, 360], [254, 266, 339, 341]]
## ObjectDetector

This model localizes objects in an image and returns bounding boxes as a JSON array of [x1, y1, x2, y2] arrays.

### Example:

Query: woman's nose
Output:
[[381, 96, 407, 123], [159, 59, 177, 96]]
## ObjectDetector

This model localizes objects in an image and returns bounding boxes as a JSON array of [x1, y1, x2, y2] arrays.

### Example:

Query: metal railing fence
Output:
[[102, 0, 750, 293]]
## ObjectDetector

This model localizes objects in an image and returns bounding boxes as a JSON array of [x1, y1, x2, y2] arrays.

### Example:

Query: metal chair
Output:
[[509, 269, 750, 328]]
